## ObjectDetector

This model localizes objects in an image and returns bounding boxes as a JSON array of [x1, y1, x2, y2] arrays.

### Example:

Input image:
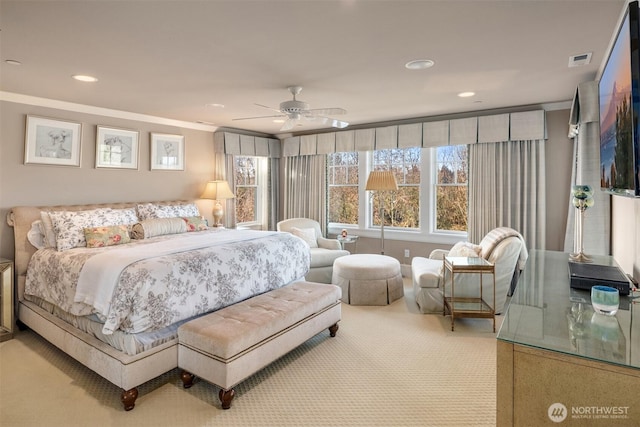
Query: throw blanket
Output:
[[75, 229, 274, 316], [479, 227, 529, 270]]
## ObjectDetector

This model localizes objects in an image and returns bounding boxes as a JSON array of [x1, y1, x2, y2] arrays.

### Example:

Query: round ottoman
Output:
[[332, 254, 404, 305]]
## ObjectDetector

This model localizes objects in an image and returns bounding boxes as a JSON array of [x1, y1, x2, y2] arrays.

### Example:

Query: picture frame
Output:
[[95, 126, 139, 169], [150, 133, 185, 170], [24, 115, 82, 167]]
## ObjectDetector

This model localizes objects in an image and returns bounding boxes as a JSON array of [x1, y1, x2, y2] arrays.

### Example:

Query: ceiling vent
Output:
[[568, 52, 592, 67]]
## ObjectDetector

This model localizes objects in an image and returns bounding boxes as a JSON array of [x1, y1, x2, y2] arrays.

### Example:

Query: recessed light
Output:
[[458, 91, 475, 98], [205, 103, 225, 108], [72, 74, 98, 82], [5, 59, 22, 66], [405, 59, 435, 70], [273, 119, 285, 124]]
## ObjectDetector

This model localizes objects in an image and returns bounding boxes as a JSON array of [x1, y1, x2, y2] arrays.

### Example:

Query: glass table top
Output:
[[497, 250, 639, 370]]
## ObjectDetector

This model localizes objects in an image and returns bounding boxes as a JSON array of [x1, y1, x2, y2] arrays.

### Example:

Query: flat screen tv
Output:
[[598, 0, 640, 197]]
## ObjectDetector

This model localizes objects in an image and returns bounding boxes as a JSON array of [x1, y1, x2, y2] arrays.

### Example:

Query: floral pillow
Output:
[[84, 225, 131, 248], [182, 216, 208, 231], [49, 208, 138, 251], [136, 203, 200, 220]]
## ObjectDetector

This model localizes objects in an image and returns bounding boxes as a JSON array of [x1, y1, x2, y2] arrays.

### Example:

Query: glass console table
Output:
[[496, 250, 639, 426]]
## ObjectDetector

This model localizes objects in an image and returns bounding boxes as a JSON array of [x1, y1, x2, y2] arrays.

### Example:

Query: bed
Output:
[[7, 200, 310, 410]]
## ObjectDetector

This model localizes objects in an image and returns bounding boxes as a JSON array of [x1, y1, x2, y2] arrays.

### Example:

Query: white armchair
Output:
[[277, 218, 350, 284], [411, 227, 528, 314]]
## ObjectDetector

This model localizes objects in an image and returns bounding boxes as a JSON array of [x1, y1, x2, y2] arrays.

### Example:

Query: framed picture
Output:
[[95, 126, 139, 169], [150, 133, 185, 170], [24, 115, 82, 166]]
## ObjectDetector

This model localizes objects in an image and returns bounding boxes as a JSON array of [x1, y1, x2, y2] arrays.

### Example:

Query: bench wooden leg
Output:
[[121, 387, 138, 411], [181, 370, 195, 389], [219, 388, 235, 409], [329, 323, 339, 337]]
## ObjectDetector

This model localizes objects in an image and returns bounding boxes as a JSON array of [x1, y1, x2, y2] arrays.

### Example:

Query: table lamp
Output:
[[365, 170, 398, 254], [200, 180, 235, 227]]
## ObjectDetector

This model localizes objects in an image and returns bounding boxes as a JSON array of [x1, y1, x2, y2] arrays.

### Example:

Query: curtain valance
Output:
[[214, 132, 281, 157], [215, 110, 547, 157], [280, 110, 546, 155]]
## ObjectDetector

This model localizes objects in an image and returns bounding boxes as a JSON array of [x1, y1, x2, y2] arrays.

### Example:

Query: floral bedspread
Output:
[[25, 229, 310, 334]]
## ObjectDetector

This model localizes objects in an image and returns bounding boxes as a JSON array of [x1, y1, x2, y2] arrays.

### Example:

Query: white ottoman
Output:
[[332, 254, 404, 305]]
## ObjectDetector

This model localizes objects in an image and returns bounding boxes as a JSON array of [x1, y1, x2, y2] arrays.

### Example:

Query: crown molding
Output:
[[0, 91, 218, 132]]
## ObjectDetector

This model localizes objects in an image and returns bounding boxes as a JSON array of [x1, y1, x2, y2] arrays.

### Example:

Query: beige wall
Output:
[[0, 100, 217, 259]]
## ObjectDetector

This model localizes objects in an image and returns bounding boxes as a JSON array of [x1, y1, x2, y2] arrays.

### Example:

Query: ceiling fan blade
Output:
[[255, 103, 284, 114], [307, 107, 347, 116], [232, 114, 286, 121], [280, 117, 298, 131], [315, 116, 350, 129]]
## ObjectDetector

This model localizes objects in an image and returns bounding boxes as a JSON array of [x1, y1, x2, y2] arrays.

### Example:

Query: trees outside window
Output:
[[371, 148, 421, 229], [235, 156, 258, 224], [435, 145, 468, 231], [328, 152, 359, 225], [327, 145, 467, 238]]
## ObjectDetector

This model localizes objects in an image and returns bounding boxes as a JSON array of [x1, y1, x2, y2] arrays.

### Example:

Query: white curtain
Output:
[[223, 154, 237, 228], [283, 155, 328, 235], [268, 157, 280, 230], [564, 81, 610, 255], [468, 139, 546, 250]]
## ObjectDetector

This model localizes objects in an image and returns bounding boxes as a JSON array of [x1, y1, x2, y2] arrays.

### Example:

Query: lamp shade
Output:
[[200, 180, 235, 200], [365, 171, 398, 191]]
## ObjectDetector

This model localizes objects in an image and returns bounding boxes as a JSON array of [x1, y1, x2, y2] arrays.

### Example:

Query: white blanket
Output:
[[74, 229, 275, 316]]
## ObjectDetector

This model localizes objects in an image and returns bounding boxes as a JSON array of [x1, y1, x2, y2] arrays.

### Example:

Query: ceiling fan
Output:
[[233, 86, 349, 131]]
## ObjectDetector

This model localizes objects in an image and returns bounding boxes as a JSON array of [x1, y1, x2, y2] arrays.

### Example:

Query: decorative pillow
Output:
[[182, 216, 208, 232], [290, 227, 318, 248], [136, 203, 158, 221], [27, 220, 46, 250], [109, 207, 139, 225], [40, 211, 57, 248], [136, 203, 200, 220], [48, 208, 114, 251], [84, 225, 131, 248], [448, 241, 482, 258], [130, 217, 188, 239]]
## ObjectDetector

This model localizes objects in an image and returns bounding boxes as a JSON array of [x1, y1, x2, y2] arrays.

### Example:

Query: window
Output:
[[434, 145, 468, 232], [328, 152, 359, 225], [371, 148, 420, 229], [234, 156, 265, 225], [327, 145, 467, 242]]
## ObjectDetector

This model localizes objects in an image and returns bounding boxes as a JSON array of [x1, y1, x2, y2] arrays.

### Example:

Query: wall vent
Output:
[[568, 52, 592, 67]]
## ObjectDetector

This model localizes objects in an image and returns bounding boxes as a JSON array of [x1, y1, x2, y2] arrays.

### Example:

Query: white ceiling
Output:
[[0, 0, 626, 137]]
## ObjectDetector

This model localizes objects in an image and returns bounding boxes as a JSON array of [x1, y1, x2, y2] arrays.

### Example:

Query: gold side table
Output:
[[443, 256, 495, 332], [0, 258, 14, 342]]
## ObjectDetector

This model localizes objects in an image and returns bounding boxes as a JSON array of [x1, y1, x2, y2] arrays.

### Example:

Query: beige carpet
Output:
[[0, 280, 502, 427]]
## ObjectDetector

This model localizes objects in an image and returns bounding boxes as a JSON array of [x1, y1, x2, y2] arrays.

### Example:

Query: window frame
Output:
[[327, 146, 467, 245], [234, 155, 267, 229]]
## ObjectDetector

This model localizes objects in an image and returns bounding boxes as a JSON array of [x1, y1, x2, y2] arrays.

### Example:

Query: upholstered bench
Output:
[[332, 254, 404, 305], [178, 281, 341, 409]]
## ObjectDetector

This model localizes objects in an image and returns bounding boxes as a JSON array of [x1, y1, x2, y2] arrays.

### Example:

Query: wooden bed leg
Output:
[[121, 388, 138, 411], [181, 370, 195, 389], [219, 388, 235, 409], [329, 323, 339, 337]]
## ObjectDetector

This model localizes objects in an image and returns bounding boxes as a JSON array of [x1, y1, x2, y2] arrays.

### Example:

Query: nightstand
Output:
[[0, 258, 14, 342]]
